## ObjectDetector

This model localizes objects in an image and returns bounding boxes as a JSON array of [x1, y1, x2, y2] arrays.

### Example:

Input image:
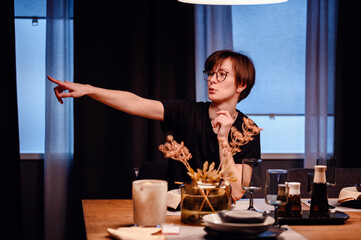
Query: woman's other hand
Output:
[[212, 110, 234, 141]]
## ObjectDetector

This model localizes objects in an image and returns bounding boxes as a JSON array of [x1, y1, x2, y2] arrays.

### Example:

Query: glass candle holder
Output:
[[132, 179, 168, 226]]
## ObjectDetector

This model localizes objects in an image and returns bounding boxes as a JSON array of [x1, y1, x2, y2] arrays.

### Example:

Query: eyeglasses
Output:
[[203, 70, 232, 82]]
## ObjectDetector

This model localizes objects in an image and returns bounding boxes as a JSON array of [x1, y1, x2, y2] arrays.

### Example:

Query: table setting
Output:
[[83, 135, 361, 240], [83, 191, 361, 240], [105, 198, 309, 240], [101, 163, 360, 240]]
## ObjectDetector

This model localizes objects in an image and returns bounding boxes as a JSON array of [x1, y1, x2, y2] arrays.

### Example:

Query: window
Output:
[[232, 0, 307, 155], [15, 0, 332, 157], [15, 0, 46, 155]]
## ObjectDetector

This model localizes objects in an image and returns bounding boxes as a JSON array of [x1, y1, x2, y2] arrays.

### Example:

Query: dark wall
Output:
[[2, 0, 22, 239], [334, 0, 361, 167], [20, 160, 44, 240]]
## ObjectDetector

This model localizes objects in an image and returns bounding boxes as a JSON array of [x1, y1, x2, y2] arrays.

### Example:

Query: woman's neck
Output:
[[209, 101, 238, 120]]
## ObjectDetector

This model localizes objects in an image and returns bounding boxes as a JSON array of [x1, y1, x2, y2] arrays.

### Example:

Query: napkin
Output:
[[338, 186, 361, 203], [107, 226, 165, 240], [167, 189, 181, 210]]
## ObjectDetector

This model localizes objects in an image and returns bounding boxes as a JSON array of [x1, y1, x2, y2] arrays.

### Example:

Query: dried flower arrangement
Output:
[[159, 116, 261, 184], [158, 116, 262, 221]]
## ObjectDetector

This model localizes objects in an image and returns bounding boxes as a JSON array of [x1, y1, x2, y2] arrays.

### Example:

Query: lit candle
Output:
[[132, 179, 168, 226]]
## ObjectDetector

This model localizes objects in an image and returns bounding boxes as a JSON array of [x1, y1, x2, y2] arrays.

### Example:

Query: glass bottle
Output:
[[309, 165, 329, 218], [286, 182, 302, 217], [277, 183, 288, 217]]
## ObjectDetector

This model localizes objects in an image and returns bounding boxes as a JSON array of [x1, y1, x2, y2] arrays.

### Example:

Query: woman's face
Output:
[[207, 58, 244, 104]]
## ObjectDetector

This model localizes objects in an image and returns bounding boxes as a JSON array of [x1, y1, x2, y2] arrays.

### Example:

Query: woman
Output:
[[49, 50, 260, 199]]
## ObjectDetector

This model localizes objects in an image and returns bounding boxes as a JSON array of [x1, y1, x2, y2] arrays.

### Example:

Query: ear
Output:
[[236, 84, 246, 93]]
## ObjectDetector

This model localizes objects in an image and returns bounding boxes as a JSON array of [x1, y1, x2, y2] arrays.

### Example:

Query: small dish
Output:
[[218, 209, 267, 223], [355, 184, 361, 192], [203, 213, 274, 235]]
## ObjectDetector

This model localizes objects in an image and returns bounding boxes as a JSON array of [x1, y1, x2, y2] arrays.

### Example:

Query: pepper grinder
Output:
[[309, 165, 329, 218]]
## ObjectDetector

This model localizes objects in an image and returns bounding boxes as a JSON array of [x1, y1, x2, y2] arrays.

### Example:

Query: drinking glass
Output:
[[242, 158, 262, 212], [265, 169, 288, 226]]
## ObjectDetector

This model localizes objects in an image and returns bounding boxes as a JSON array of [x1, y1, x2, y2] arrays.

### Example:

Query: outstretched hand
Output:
[[47, 76, 88, 104]]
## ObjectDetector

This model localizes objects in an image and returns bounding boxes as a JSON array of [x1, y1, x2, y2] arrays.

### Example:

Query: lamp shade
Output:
[[178, 0, 287, 5]]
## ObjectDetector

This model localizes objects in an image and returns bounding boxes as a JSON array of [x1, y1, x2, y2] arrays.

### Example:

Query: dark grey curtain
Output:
[[195, 5, 233, 102], [334, 1, 361, 168], [1, 0, 22, 239], [73, 0, 195, 199]]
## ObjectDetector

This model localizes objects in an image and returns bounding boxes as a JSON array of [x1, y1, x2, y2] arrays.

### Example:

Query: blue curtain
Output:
[[195, 5, 233, 102], [44, 0, 74, 239], [304, 0, 338, 167]]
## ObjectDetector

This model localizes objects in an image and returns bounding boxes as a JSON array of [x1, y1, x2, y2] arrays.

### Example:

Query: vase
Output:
[[180, 181, 232, 225]]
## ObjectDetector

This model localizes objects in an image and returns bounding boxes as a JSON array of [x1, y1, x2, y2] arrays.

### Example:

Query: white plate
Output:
[[203, 213, 275, 234]]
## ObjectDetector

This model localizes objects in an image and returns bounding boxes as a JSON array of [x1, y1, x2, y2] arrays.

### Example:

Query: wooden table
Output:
[[82, 199, 361, 240]]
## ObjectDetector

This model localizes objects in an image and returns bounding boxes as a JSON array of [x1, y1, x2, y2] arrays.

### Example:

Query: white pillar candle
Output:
[[132, 179, 168, 226]]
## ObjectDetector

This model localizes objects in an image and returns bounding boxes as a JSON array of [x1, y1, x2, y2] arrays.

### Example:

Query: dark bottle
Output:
[[277, 184, 288, 217], [286, 182, 302, 217], [277, 203, 287, 217], [309, 165, 329, 218]]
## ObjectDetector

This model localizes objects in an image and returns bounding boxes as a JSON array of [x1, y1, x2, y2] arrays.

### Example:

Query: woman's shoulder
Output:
[[161, 100, 212, 124], [235, 111, 259, 128], [162, 99, 210, 110]]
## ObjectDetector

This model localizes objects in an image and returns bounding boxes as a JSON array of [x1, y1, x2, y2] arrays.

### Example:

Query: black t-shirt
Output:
[[161, 100, 261, 190]]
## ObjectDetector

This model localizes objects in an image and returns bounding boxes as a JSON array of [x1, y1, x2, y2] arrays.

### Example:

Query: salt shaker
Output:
[[309, 165, 329, 218], [286, 182, 302, 217]]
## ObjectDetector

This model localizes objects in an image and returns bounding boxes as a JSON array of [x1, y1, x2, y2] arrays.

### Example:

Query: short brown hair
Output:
[[204, 50, 256, 102]]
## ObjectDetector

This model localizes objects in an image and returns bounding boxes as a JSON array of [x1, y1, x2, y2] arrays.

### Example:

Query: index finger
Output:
[[47, 76, 63, 85], [216, 110, 232, 117]]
